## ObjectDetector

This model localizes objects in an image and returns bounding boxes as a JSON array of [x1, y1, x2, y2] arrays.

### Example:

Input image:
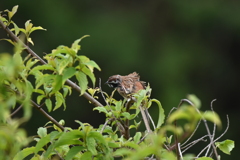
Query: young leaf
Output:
[[133, 132, 142, 143], [203, 111, 221, 128], [54, 91, 65, 111], [37, 127, 47, 138], [215, 139, 234, 155], [187, 94, 201, 108]]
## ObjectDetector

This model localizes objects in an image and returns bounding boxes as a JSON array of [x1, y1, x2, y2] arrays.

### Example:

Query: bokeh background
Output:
[[1, 0, 239, 159]]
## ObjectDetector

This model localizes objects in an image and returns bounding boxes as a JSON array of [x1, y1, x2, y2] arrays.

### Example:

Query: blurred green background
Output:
[[1, 0, 239, 159]]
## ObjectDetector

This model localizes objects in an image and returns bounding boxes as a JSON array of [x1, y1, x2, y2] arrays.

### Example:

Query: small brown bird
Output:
[[105, 72, 146, 98]]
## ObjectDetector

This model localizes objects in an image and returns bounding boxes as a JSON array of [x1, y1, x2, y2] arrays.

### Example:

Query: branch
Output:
[[31, 100, 65, 131], [0, 19, 103, 107]]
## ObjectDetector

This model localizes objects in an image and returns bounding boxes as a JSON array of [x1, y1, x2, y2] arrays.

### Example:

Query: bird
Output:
[[105, 72, 146, 98]]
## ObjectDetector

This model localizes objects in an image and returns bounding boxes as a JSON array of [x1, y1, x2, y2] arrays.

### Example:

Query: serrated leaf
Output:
[[65, 146, 85, 160], [37, 127, 47, 138], [203, 111, 221, 127], [54, 91, 65, 111], [85, 60, 101, 72], [45, 98, 52, 112], [37, 95, 45, 104], [82, 66, 96, 87], [52, 75, 62, 94], [13, 147, 35, 160], [215, 139, 234, 155], [62, 67, 76, 84], [71, 35, 90, 53], [76, 71, 88, 95]]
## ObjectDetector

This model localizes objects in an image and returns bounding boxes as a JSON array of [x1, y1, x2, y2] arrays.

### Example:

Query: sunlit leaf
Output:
[[187, 94, 201, 108], [133, 132, 142, 143], [215, 139, 234, 155], [71, 35, 90, 53], [203, 111, 221, 127], [29, 26, 46, 34]]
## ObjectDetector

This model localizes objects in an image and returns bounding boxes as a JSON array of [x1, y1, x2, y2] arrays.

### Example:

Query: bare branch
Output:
[[10, 104, 23, 117]]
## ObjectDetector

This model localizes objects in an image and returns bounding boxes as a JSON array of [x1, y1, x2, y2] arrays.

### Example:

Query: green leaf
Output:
[[86, 136, 97, 155], [203, 111, 221, 127], [76, 71, 88, 95], [34, 134, 50, 154], [65, 146, 85, 160], [215, 139, 234, 155], [52, 75, 62, 94], [54, 91, 65, 111], [81, 66, 96, 87], [150, 99, 165, 128], [37, 127, 47, 138], [62, 67, 76, 84], [71, 35, 90, 53], [133, 132, 142, 143], [187, 94, 201, 108], [196, 157, 213, 160], [93, 106, 108, 115], [80, 151, 92, 160], [29, 26, 46, 34], [45, 98, 52, 112], [7, 5, 18, 20], [37, 95, 45, 104], [13, 147, 35, 160], [121, 112, 132, 120], [85, 60, 101, 71]]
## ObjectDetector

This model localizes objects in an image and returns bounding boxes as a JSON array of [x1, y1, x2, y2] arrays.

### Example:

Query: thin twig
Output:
[[205, 99, 217, 157], [10, 104, 23, 117], [31, 100, 64, 131], [182, 135, 208, 153], [100, 118, 112, 134], [0, 20, 103, 107], [181, 120, 202, 147], [196, 115, 229, 158], [178, 143, 183, 160]]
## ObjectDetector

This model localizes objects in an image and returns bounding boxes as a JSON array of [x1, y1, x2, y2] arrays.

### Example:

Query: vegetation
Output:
[[0, 6, 234, 160]]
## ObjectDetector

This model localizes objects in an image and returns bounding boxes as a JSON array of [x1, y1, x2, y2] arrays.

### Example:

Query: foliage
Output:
[[0, 6, 234, 160]]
